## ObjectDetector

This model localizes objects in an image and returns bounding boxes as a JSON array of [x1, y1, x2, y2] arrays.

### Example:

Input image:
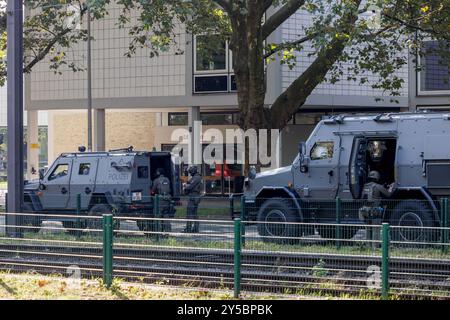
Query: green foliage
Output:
[[312, 259, 328, 278], [0, 0, 449, 129]]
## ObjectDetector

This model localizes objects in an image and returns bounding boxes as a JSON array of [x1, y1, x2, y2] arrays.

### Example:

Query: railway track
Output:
[[0, 242, 449, 299]]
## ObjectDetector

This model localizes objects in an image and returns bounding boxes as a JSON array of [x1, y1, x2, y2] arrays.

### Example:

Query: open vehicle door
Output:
[[349, 137, 368, 199]]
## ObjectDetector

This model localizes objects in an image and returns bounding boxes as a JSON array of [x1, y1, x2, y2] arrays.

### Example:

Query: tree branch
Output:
[[212, 0, 232, 13], [269, 0, 362, 128], [262, 0, 305, 39], [262, 0, 274, 13], [383, 12, 450, 41], [0, 6, 88, 78], [264, 31, 318, 59]]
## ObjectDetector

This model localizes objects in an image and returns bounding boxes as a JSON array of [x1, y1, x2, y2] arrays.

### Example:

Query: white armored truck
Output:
[[245, 112, 450, 241]]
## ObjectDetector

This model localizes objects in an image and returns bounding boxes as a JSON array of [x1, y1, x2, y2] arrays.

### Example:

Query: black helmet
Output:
[[188, 166, 198, 176], [156, 168, 164, 177], [368, 170, 380, 182]]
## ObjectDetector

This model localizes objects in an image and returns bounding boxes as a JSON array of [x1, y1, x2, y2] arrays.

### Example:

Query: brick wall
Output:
[[49, 110, 156, 161]]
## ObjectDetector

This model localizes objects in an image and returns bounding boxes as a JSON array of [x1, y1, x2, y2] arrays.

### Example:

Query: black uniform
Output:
[[184, 173, 202, 232], [152, 174, 172, 232]]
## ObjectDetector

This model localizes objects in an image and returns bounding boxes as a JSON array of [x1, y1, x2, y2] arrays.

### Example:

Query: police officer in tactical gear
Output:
[[152, 168, 172, 233], [183, 166, 203, 233], [359, 170, 397, 222]]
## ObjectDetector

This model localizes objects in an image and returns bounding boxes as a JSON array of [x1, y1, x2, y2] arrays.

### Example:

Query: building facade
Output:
[[25, 4, 449, 195]]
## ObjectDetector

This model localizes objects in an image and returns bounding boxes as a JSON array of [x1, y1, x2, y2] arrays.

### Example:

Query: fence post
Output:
[[240, 195, 246, 247], [336, 197, 341, 250], [442, 198, 448, 253], [234, 218, 242, 299], [76, 194, 81, 238], [154, 195, 160, 242], [381, 223, 390, 300], [103, 214, 113, 288]]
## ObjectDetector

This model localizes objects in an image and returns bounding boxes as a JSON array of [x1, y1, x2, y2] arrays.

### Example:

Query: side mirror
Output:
[[299, 141, 307, 158], [39, 168, 45, 180], [298, 141, 309, 173]]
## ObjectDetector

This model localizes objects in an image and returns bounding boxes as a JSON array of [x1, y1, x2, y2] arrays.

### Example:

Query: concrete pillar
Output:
[[93, 108, 105, 151], [188, 106, 201, 165], [155, 112, 162, 126], [26, 110, 39, 180]]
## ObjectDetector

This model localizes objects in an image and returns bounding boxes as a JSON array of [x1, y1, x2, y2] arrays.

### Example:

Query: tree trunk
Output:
[[229, 3, 270, 174]]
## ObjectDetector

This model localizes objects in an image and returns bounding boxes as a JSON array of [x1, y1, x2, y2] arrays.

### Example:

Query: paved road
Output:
[[1, 214, 369, 242]]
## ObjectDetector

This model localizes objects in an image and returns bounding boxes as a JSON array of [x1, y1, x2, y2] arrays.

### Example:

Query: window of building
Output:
[[200, 113, 238, 125], [195, 34, 227, 72], [310, 142, 334, 160], [193, 34, 235, 93], [138, 166, 149, 179], [168, 113, 188, 126], [418, 41, 450, 94], [48, 164, 69, 181], [78, 163, 91, 175]]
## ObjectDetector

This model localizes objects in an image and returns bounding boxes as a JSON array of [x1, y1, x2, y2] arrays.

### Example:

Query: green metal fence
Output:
[[0, 195, 449, 299]]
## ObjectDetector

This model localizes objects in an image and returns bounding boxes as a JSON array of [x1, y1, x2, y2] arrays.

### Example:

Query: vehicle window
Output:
[[310, 142, 334, 160], [138, 166, 149, 179], [78, 163, 91, 175], [48, 164, 69, 181], [367, 140, 386, 162]]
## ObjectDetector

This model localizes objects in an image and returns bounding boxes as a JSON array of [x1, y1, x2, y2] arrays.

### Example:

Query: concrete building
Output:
[[0, 84, 48, 180], [24, 4, 449, 195]]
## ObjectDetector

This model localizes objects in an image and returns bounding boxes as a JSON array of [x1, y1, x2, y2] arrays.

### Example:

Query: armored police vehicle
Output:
[[23, 147, 181, 229], [245, 112, 450, 242]]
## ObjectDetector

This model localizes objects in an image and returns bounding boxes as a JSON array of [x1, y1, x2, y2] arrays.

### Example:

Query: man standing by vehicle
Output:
[[359, 170, 397, 222], [183, 166, 202, 233], [152, 168, 172, 233]]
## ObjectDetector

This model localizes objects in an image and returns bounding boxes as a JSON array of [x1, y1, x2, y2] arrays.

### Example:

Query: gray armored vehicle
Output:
[[23, 147, 181, 229], [245, 112, 450, 241]]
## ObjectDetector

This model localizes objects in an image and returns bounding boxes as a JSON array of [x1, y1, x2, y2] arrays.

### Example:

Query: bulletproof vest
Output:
[[155, 176, 171, 195], [188, 174, 202, 195], [361, 182, 375, 201]]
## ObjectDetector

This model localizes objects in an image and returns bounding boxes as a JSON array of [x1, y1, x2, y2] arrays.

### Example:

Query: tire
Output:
[[87, 204, 112, 230], [21, 203, 41, 233], [257, 198, 302, 244], [390, 200, 436, 242]]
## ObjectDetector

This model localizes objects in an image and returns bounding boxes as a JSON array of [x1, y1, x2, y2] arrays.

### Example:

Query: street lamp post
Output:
[[6, 0, 24, 236], [86, 6, 92, 151]]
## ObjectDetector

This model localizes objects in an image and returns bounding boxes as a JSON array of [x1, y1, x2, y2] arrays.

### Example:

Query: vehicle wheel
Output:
[[390, 200, 436, 242], [257, 198, 302, 244], [86, 204, 112, 231], [317, 225, 360, 242], [21, 203, 41, 233]]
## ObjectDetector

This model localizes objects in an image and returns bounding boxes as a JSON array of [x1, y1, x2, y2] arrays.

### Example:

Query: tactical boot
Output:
[[191, 221, 200, 233], [163, 221, 172, 234], [183, 222, 192, 233]]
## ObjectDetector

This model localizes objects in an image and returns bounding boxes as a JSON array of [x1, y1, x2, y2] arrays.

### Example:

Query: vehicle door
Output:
[[348, 137, 368, 199], [298, 136, 341, 199], [40, 158, 73, 209], [68, 158, 99, 209]]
